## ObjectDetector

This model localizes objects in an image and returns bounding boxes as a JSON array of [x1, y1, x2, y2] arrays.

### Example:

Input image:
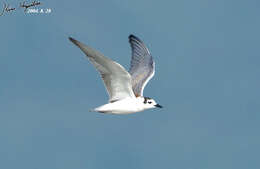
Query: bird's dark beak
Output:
[[155, 104, 163, 108]]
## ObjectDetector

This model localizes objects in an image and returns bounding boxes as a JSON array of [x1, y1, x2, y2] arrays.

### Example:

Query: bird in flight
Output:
[[69, 34, 162, 114]]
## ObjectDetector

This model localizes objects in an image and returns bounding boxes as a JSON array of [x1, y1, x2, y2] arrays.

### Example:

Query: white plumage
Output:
[[69, 35, 162, 114]]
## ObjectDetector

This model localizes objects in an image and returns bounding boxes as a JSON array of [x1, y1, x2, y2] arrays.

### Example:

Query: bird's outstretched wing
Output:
[[128, 35, 155, 97], [69, 37, 136, 102]]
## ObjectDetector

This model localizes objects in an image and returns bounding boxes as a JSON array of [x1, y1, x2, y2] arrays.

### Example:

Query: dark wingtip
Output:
[[68, 37, 76, 43], [128, 34, 144, 45], [129, 34, 135, 39], [129, 34, 138, 40], [68, 37, 81, 47]]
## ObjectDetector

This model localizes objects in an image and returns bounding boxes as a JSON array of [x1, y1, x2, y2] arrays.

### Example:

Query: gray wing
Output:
[[69, 37, 136, 102], [128, 34, 155, 97]]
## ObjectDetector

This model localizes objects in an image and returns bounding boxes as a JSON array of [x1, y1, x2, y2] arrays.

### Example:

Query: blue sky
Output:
[[1, 0, 260, 169]]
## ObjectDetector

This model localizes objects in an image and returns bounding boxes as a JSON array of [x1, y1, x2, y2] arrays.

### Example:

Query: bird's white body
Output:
[[94, 97, 145, 114], [69, 34, 162, 114]]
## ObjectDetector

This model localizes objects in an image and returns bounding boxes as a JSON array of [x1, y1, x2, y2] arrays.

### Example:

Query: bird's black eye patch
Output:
[[143, 98, 147, 104], [143, 97, 149, 104], [144, 97, 152, 104]]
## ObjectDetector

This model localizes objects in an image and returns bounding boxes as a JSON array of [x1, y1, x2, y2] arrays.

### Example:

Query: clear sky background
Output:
[[1, 0, 260, 169]]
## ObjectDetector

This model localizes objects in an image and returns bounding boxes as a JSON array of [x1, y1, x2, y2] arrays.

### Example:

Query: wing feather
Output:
[[69, 37, 135, 102], [128, 35, 155, 96]]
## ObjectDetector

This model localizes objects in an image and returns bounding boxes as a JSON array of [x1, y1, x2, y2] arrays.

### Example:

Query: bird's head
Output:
[[140, 97, 163, 110]]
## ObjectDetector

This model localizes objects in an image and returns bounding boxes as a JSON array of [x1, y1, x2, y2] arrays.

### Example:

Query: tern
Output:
[[69, 34, 162, 114]]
